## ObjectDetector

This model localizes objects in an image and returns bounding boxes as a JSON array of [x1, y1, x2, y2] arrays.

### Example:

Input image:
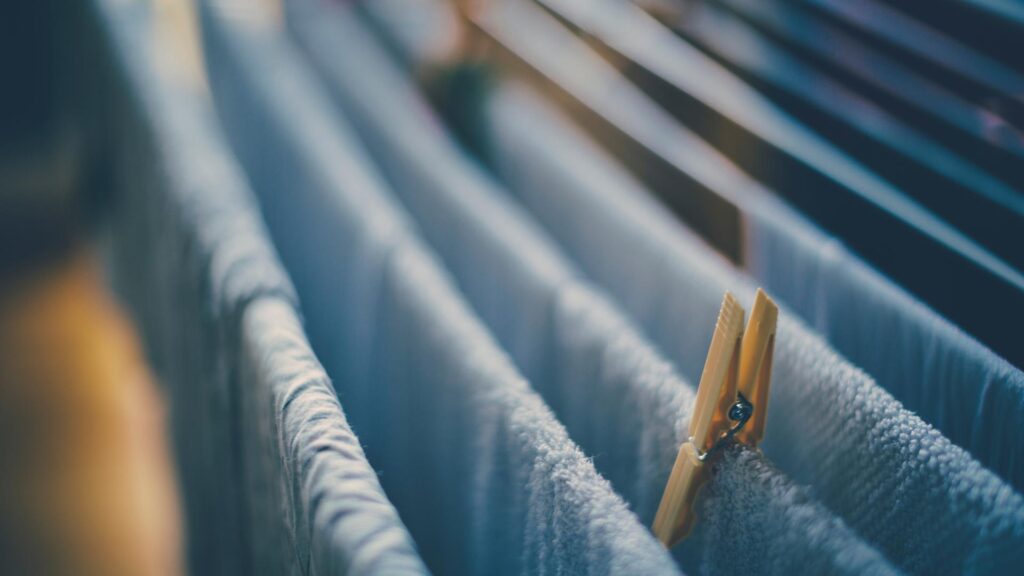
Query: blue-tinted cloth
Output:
[[199, 3, 680, 574], [652, 1, 1024, 489], [478, 79, 1024, 575], [534, 0, 1024, 371], [379, 0, 1024, 496], [237, 299, 432, 576], [745, 212, 1024, 489], [89, 1, 428, 575], [286, 3, 900, 574]]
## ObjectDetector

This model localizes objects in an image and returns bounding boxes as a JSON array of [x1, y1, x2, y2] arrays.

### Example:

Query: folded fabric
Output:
[[478, 80, 1024, 574], [413, 0, 1024, 498], [238, 299, 431, 576], [365, 0, 1024, 494], [461, 0, 1024, 491], [745, 200, 1024, 488], [199, 4, 680, 574], [87, 1, 427, 574], [535, 0, 1024, 374], [285, 3, 900, 574], [658, 4, 1024, 489]]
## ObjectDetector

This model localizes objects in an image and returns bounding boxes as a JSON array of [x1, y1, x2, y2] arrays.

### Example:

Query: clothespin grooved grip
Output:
[[736, 289, 778, 446]]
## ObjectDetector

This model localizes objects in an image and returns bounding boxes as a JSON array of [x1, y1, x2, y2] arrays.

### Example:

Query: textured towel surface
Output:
[[746, 214, 1024, 489], [287, 3, 901, 574], [238, 299, 430, 576], [669, 0, 1024, 490], [411, 0, 1024, 493], [535, 0, 1024, 372], [479, 80, 1024, 574], [550, 289, 900, 576], [90, 1, 427, 574], [200, 4, 680, 574]]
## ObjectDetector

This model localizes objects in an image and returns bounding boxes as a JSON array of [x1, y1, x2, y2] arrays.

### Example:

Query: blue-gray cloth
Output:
[[656, 0, 1024, 489], [533, 0, 1024, 372], [285, 3, 900, 575], [477, 80, 1024, 574], [237, 300, 431, 576], [198, 3, 680, 574], [88, 0, 427, 574], [745, 210, 1024, 488], [473, 0, 1024, 495]]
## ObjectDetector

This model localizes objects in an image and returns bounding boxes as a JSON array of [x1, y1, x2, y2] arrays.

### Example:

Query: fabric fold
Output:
[[88, 0, 427, 574], [480, 0, 1024, 493], [476, 80, 1024, 574], [286, 2, 901, 574], [199, 3, 680, 573]]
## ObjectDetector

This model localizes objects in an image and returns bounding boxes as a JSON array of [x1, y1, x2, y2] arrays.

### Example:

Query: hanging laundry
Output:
[[533, 0, 1024, 371], [475, 79, 1024, 575], [44, 0, 1024, 573], [198, 3, 680, 573], [793, 0, 1024, 118], [411, 0, 1024, 494], [285, 3, 900, 573], [87, 0, 427, 574], [238, 299, 430, 576]]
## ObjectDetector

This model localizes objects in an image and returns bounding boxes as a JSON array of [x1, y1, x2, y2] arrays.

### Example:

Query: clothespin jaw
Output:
[[652, 289, 778, 549], [652, 292, 744, 548], [735, 288, 778, 447]]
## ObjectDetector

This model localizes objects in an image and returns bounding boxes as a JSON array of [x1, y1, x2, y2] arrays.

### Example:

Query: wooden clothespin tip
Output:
[[736, 288, 777, 447]]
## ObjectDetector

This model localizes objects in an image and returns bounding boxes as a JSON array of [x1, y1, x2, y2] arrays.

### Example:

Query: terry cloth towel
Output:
[[238, 299, 430, 576], [198, 3, 680, 574], [525, 0, 1024, 491], [358, 0, 1024, 497], [476, 79, 1024, 574], [410, 0, 1024, 494], [285, 3, 900, 575], [657, 1, 1024, 490], [86, 0, 428, 574], [533, 0, 1024, 377], [745, 207, 1024, 489]]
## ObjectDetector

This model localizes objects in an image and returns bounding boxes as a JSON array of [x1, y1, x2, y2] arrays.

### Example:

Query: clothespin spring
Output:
[[691, 393, 753, 463]]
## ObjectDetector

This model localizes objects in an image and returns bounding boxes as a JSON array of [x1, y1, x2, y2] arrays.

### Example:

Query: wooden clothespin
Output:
[[652, 288, 778, 548]]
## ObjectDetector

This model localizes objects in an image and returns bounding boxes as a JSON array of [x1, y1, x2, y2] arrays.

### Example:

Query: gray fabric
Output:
[[657, 0, 1024, 489], [199, 3, 680, 574], [89, 0, 427, 574], [286, 3, 900, 574], [238, 299, 429, 576], [744, 211, 1024, 489], [560, 0, 1024, 492], [551, 291, 900, 576], [409, 0, 1024, 497], [479, 80, 1024, 575], [539, 0, 1024, 375]]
